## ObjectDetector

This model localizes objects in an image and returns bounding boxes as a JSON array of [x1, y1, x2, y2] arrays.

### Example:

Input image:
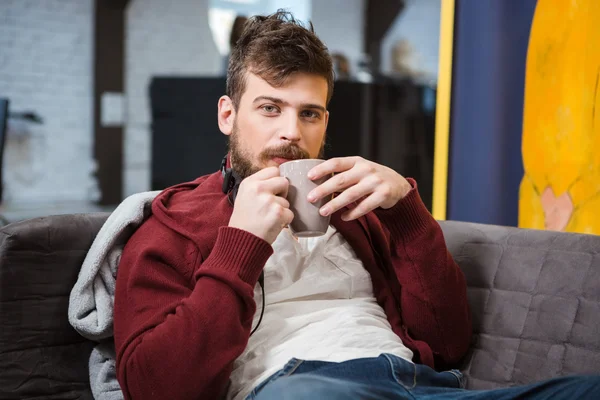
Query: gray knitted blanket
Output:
[[68, 191, 160, 399]]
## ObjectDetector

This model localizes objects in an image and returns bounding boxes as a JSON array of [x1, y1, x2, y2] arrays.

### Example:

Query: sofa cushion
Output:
[[0, 213, 109, 400], [439, 220, 600, 390]]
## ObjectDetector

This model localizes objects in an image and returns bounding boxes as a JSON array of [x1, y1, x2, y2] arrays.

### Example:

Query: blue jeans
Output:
[[246, 354, 600, 399]]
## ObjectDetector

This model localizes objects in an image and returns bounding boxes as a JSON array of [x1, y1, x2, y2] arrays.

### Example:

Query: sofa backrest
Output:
[[439, 220, 600, 389], [0, 213, 109, 400], [1, 214, 599, 398]]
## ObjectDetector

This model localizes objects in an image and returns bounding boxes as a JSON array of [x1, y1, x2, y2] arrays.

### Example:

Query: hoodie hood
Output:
[[151, 171, 234, 259]]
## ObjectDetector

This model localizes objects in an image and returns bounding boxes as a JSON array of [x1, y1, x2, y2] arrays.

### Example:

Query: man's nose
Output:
[[279, 114, 302, 142]]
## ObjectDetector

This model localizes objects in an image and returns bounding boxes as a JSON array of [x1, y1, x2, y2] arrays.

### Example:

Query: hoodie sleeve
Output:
[[373, 179, 472, 368], [113, 216, 272, 400]]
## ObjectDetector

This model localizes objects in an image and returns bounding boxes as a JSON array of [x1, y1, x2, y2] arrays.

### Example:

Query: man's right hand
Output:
[[228, 166, 293, 244]]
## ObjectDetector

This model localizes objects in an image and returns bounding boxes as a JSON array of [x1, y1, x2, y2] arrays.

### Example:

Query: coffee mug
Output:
[[279, 159, 332, 237]]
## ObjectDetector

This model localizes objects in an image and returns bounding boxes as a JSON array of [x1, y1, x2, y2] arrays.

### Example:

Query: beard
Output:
[[228, 121, 326, 179]]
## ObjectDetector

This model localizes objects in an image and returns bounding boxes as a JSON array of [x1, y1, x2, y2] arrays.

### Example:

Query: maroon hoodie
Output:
[[113, 171, 471, 400]]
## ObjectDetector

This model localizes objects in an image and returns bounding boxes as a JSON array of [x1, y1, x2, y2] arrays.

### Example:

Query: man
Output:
[[114, 11, 599, 400]]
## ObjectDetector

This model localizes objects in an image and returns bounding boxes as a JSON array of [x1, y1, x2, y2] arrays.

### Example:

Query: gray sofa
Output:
[[1, 213, 599, 399]]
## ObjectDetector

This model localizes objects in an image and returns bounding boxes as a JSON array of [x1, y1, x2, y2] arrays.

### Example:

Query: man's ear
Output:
[[324, 110, 330, 130], [218, 96, 235, 136]]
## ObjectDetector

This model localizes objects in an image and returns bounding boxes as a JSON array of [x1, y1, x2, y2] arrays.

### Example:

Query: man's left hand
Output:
[[307, 156, 412, 221]]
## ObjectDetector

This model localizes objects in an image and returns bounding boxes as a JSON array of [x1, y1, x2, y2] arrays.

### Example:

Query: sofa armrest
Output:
[[439, 220, 600, 389], [0, 213, 110, 400]]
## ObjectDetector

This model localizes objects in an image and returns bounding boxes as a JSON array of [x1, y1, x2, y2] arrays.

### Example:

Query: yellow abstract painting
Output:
[[520, 0, 600, 234]]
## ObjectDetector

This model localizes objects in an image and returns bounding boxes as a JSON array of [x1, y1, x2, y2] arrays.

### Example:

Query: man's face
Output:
[[218, 72, 329, 178]]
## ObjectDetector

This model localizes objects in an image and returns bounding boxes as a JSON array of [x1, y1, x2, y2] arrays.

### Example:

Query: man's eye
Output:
[[302, 110, 319, 119], [262, 105, 278, 113]]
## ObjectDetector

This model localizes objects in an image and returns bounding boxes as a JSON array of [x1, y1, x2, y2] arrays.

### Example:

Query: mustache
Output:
[[260, 144, 310, 161]]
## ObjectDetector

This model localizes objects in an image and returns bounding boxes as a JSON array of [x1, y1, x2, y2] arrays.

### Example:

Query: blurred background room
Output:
[[1, 0, 598, 235]]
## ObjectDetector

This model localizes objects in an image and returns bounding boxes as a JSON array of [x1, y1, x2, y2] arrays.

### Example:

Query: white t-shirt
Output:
[[227, 226, 413, 400]]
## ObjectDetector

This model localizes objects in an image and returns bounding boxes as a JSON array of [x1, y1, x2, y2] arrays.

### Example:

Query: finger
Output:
[[319, 180, 374, 217], [307, 168, 362, 203], [249, 166, 281, 181], [270, 201, 294, 224], [259, 176, 289, 197], [307, 157, 360, 180], [273, 196, 290, 210], [281, 208, 295, 227], [341, 192, 385, 221]]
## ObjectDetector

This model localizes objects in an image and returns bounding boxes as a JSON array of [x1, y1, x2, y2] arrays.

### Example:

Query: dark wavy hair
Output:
[[226, 10, 334, 109]]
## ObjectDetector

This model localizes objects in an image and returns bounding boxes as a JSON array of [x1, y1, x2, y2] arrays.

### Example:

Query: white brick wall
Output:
[[0, 0, 99, 205], [124, 0, 221, 196]]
